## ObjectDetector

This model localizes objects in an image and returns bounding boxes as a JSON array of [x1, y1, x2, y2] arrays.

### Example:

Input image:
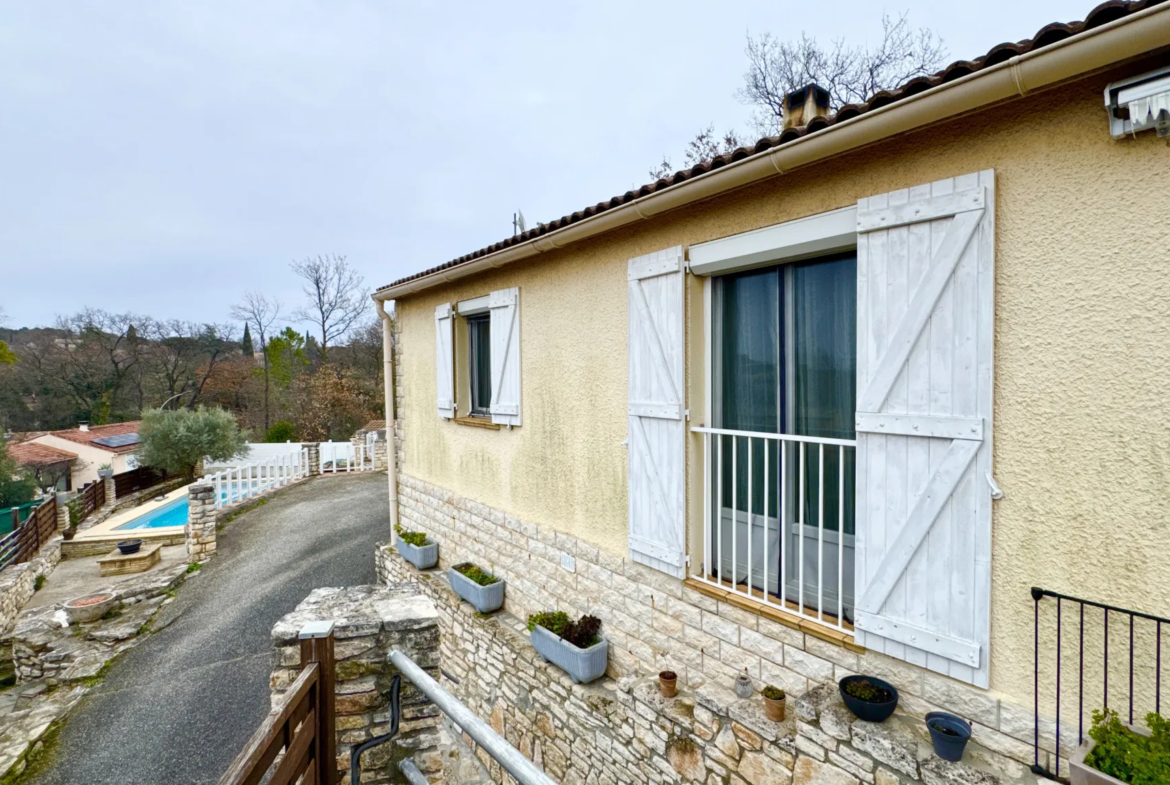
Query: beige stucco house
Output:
[[20, 421, 141, 489], [373, 3, 1170, 781]]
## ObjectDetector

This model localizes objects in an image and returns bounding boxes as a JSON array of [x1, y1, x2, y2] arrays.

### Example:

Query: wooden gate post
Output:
[[299, 621, 336, 785]]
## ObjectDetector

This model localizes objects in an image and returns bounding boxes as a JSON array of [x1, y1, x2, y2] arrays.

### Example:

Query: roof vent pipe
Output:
[[78, 422, 89, 432], [782, 83, 832, 131]]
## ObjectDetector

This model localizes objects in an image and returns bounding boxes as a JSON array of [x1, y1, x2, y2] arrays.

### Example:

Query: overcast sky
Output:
[[1, 1, 1085, 331]]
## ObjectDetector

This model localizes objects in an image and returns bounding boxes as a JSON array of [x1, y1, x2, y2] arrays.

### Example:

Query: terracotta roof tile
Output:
[[8, 442, 78, 467], [48, 421, 142, 453], [378, 0, 1165, 292]]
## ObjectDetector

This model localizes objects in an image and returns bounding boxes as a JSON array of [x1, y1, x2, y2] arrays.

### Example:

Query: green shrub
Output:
[[527, 611, 602, 649], [394, 524, 429, 548], [762, 685, 785, 700], [33, 575, 45, 592], [453, 562, 498, 586], [1084, 709, 1170, 785], [264, 421, 297, 443]]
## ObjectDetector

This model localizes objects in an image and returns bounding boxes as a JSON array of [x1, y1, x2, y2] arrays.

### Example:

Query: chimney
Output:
[[782, 83, 831, 131], [78, 422, 89, 432]]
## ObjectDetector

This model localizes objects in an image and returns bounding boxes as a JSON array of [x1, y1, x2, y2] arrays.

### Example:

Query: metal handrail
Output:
[[387, 650, 557, 785]]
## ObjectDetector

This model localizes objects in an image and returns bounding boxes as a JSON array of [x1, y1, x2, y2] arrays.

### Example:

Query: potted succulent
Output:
[[763, 685, 786, 722], [659, 670, 678, 698], [527, 611, 607, 684], [1070, 709, 1168, 785], [98, 463, 114, 479], [394, 524, 438, 570], [926, 711, 971, 762], [448, 562, 504, 613], [839, 675, 899, 723]]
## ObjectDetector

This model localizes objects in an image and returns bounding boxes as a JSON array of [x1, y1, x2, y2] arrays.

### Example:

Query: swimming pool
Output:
[[114, 497, 188, 530]]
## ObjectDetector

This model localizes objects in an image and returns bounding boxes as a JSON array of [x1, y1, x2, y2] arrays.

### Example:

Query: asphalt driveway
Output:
[[29, 472, 389, 785]]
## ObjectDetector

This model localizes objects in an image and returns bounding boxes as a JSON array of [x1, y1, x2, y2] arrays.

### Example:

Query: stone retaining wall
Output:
[[386, 474, 1067, 781], [0, 539, 61, 636], [269, 585, 443, 784]]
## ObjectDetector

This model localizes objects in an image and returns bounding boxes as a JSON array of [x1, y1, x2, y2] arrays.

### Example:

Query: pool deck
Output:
[[75, 483, 192, 545]]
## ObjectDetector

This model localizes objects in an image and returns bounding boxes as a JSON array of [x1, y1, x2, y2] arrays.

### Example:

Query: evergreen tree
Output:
[[241, 322, 254, 356]]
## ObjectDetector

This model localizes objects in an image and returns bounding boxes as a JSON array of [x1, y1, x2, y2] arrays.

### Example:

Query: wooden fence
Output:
[[68, 480, 106, 526], [113, 466, 168, 498], [0, 495, 58, 571], [219, 630, 336, 785]]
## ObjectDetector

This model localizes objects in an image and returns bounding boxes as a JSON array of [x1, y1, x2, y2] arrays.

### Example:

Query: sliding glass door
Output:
[[711, 253, 857, 622]]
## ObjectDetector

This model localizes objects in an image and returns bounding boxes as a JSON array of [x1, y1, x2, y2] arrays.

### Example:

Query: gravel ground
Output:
[[27, 472, 389, 785]]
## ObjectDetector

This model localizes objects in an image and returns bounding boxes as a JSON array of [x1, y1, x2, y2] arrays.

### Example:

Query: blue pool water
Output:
[[115, 497, 189, 530]]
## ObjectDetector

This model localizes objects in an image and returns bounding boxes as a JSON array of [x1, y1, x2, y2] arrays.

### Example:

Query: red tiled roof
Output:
[[378, 0, 1165, 292], [49, 421, 141, 453], [8, 442, 78, 467]]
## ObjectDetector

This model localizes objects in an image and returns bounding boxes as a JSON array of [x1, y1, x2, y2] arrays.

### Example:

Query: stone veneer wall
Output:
[[184, 482, 217, 563], [379, 544, 1048, 785], [269, 585, 443, 784], [390, 474, 1071, 780]]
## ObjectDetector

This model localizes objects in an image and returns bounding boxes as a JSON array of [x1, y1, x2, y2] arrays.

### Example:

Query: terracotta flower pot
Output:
[[659, 671, 678, 698], [764, 695, 786, 722]]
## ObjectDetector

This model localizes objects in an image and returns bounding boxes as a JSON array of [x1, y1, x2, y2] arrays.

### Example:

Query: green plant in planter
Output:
[[527, 611, 601, 649], [843, 678, 892, 703], [453, 563, 498, 586], [1084, 709, 1170, 785], [762, 686, 786, 700], [393, 524, 429, 548]]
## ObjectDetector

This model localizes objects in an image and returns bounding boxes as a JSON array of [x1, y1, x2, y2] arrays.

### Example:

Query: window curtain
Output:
[[792, 256, 856, 534]]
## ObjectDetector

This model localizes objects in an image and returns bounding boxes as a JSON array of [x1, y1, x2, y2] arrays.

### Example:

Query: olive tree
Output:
[[138, 406, 248, 480]]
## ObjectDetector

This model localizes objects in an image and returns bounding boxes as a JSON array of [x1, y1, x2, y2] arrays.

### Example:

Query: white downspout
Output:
[[375, 298, 399, 541]]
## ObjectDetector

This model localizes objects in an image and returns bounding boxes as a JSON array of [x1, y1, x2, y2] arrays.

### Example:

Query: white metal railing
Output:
[[204, 448, 311, 509], [692, 425, 857, 633], [318, 441, 376, 475]]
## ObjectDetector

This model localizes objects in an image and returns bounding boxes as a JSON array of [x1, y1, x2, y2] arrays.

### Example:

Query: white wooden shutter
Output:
[[627, 247, 686, 578], [853, 170, 995, 687], [489, 287, 521, 427], [435, 303, 455, 419]]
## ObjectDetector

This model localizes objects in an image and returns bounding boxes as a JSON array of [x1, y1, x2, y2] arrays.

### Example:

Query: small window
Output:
[[466, 313, 491, 417]]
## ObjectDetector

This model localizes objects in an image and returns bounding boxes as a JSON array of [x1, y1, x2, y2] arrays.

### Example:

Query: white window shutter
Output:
[[627, 247, 686, 578], [435, 303, 455, 419], [853, 170, 994, 687], [489, 287, 521, 427]]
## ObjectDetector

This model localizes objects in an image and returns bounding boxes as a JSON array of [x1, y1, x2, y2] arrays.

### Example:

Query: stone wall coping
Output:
[[271, 584, 437, 644]]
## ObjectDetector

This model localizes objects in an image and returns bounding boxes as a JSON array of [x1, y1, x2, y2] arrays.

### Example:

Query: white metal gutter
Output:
[[374, 3, 1170, 302]]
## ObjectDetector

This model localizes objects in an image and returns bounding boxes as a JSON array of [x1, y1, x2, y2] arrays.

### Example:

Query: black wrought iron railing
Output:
[[1030, 587, 1167, 781]]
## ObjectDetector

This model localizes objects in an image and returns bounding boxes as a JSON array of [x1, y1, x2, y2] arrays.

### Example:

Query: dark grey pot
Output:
[[397, 537, 438, 570], [530, 624, 608, 684], [448, 565, 504, 613]]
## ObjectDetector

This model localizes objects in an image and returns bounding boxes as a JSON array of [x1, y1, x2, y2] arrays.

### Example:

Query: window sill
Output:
[[683, 577, 865, 653], [453, 416, 501, 431]]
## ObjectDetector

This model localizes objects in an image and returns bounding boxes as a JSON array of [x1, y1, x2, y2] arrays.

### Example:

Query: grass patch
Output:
[[33, 575, 45, 592], [186, 562, 202, 574], [76, 660, 114, 689], [394, 524, 429, 548]]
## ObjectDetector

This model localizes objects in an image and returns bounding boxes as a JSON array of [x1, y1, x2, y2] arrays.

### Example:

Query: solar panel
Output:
[[92, 433, 140, 448]]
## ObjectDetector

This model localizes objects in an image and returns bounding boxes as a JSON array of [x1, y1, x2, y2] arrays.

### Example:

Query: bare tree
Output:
[[290, 254, 368, 361], [739, 13, 946, 136], [649, 125, 743, 181], [231, 291, 281, 431], [652, 13, 946, 175]]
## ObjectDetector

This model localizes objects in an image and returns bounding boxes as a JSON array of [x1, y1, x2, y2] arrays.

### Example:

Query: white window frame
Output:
[[454, 295, 492, 420], [692, 206, 860, 635]]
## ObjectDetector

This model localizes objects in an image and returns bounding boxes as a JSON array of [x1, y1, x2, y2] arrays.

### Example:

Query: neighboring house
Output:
[[373, 3, 1169, 780], [6, 441, 77, 492], [20, 422, 142, 488]]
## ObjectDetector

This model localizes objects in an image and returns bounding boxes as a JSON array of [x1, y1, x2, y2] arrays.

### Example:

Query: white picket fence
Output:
[[317, 441, 377, 474], [203, 449, 311, 509]]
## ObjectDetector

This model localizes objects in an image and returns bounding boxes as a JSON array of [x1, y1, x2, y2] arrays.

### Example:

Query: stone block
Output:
[[850, 719, 918, 780], [739, 750, 793, 785], [792, 755, 859, 785]]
